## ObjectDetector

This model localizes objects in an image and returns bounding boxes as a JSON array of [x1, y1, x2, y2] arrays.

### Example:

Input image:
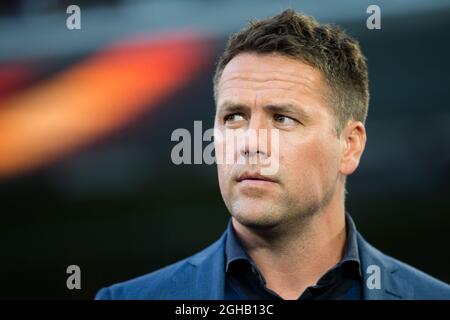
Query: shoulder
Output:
[[358, 233, 450, 299], [382, 252, 450, 299], [95, 232, 227, 300], [95, 257, 196, 300]]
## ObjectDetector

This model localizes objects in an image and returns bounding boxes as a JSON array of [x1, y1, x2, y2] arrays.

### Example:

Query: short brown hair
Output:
[[213, 9, 369, 135]]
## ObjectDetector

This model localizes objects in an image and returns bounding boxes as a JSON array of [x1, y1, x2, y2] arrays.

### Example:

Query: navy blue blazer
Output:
[[96, 225, 450, 300]]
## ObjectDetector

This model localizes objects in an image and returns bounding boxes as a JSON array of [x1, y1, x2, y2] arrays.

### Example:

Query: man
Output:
[[96, 9, 450, 300]]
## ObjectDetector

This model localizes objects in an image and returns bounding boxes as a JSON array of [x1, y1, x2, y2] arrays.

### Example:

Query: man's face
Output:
[[214, 53, 344, 230]]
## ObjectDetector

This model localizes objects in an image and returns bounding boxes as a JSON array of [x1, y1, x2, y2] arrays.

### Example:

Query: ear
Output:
[[339, 120, 367, 176]]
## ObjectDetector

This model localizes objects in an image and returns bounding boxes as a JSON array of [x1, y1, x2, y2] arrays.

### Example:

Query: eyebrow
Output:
[[217, 101, 311, 122]]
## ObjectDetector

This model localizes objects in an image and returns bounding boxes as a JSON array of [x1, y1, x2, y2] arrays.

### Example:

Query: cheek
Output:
[[280, 136, 338, 188], [214, 126, 237, 167], [216, 162, 228, 187], [216, 160, 234, 196], [216, 163, 230, 201]]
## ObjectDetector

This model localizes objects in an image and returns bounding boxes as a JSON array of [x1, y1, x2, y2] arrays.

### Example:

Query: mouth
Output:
[[236, 172, 278, 184]]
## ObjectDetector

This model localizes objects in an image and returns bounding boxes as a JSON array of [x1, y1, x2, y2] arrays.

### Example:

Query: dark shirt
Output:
[[224, 212, 363, 300]]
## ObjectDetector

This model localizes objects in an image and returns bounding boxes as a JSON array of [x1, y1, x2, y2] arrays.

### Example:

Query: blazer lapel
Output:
[[358, 233, 411, 300], [186, 230, 228, 299]]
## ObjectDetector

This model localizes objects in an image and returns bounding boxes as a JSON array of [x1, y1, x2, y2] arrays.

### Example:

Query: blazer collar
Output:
[[187, 215, 409, 300], [357, 232, 410, 299]]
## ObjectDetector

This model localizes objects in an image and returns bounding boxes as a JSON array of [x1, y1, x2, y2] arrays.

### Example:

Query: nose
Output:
[[239, 114, 272, 160]]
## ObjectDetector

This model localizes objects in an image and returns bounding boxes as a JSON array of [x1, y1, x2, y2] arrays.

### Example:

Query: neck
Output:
[[231, 186, 347, 300]]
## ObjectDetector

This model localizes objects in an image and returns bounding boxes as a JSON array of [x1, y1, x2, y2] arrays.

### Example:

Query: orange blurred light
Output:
[[0, 32, 212, 179]]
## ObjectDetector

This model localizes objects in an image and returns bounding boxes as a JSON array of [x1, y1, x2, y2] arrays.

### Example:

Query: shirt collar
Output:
[[225, 217, 253, 273], [225, 212, 361, 276], [341, 212, 361, 266]]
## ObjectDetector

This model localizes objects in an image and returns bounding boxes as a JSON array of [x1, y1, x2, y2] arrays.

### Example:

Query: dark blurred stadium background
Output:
[[0, 0, 449, 299]]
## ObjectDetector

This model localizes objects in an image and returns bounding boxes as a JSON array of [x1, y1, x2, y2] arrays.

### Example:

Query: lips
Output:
[[236, 171, 277, 183]]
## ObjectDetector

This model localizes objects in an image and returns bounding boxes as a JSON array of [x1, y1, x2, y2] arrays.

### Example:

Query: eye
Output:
[[273, 114, 297, 125], [224, 113, 245, 124]]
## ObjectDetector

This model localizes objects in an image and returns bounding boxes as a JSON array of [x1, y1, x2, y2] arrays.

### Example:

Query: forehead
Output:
[[217, 53, 329, 109]]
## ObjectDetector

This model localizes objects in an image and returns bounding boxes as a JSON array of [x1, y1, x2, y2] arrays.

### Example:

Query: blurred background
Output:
[[0, 0, 449, 299]]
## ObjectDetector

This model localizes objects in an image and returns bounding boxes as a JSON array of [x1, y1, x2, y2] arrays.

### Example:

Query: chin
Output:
[[231, 201, 282, 229]]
